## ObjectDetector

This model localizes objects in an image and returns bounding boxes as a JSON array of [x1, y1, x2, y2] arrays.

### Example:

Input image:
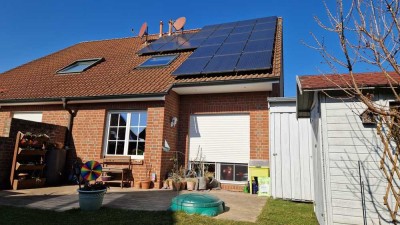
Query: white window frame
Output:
[[189, 161, 248, 184], [103, 111, 147, 159]]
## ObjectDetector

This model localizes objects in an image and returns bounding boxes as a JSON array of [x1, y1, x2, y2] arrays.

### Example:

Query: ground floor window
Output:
[[190, 161, 248, 183], [104, 111, 147, 158]]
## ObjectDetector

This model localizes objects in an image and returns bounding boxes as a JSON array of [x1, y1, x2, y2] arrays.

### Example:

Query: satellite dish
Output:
[[138, 22, 148, 38], [173, 17, 186, 31]]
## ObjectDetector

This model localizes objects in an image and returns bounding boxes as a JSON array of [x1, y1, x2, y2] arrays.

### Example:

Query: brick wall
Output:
[[0, 118, 67, 189], [178, 92, 270, 191]]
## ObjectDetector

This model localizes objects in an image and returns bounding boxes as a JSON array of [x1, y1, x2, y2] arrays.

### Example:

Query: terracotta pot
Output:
[[186, 181, 196, 191], [141, 180, 151, 189], [180, 181, 187, 190], [168, 180, 174, 190], [174, 181, 181, 191], [134, 181, 141, 189], [163, 180, 169, 189]]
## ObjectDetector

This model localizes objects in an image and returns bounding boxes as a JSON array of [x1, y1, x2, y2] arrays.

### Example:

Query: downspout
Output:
[[62, 98, 77, 149]]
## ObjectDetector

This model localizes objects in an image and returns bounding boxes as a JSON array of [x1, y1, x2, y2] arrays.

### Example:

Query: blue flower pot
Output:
[[77, 189, 107, 211]]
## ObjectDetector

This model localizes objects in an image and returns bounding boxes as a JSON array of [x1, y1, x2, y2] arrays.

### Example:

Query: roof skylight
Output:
[[137, 55, 178, 68], [57, 58, 104, 74]]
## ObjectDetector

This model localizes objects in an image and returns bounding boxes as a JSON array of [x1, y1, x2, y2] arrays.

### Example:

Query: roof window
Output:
[[137, 55, 178, 68], [57, 58, 104, 74]]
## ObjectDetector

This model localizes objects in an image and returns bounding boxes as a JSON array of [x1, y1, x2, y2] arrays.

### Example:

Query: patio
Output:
[[0, 185, 267, 222]]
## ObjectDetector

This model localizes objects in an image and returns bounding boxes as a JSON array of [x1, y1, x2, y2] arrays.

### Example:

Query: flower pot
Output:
[[134, 181, 141, 189], [174, 181, 181, 191], [141, 180, 151, 189], [187, 180, 196, 191], [181, 181, 187, 190], [168, 179, 174, 190], [77, 189, 107, 211]]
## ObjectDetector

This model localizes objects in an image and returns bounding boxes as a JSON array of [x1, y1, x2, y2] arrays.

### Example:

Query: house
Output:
[[297, 72, 400, 224], [0, 16, 283, 190]]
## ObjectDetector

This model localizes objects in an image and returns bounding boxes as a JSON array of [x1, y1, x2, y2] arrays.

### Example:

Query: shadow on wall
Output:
[[326, 103, 399, 224], [0, 118, 69, 189]]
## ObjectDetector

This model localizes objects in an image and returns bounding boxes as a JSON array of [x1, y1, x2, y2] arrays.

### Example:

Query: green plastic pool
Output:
[[169, 193, 225, 217]]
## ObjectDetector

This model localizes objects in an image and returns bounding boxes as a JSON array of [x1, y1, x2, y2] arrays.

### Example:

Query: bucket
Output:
[[77, 189, 107, 211]]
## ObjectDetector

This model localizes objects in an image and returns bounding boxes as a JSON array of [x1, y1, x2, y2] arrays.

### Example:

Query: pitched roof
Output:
[[297, 71, 400, 92], [0, 18, 282, 102]]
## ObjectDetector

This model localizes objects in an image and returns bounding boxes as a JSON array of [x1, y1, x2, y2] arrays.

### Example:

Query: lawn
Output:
[[0, 198, 317, 225]]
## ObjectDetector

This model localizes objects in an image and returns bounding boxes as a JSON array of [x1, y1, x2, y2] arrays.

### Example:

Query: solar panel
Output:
[[202, 24, 220, 31], [157, 42, 181, 52], [249, 29, 276, 41], [137, 43, 166, 54], [202, 54, 241, 74], [191, 30, 214, 39], [231, 25, 254, 34], [236, 19, 257, 27], [216, 42, 246, 55], [202, 36, 226, 46], [172, 57, 211, 76], [243, 39, 274, 53], [253, 22, 276, 31], [209, 28, 233, 38], [225, 33, 250, 43], [218, 22, 237, 29], [177, 39, 206, 50], [257, 16, 277, 23], [190, 45, 221, 58], [235, 51, 272, 71], [155, 35, 177, 43]]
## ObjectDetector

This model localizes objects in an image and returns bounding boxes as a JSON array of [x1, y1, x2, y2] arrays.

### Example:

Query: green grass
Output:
[[0, 198, 317, 225]]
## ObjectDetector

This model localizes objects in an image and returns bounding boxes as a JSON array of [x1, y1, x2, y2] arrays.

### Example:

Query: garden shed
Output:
[[297, 73, 399, 225], [268, 97, 314, 202]]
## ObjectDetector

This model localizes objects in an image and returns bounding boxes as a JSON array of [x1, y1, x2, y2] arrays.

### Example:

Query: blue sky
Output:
[[0, 0, 357, 97]]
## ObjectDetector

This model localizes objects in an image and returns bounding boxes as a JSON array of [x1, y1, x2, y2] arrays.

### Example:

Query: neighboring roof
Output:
[[296, 71, 400, 118], [0, 17, 283, 103], [297, 71, 400, 92]]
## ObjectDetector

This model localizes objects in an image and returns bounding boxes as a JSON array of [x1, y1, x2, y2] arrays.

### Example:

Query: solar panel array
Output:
[[137, 16, 278, 76]]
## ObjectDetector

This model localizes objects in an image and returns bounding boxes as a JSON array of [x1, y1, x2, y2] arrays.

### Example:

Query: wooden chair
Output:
[[101, 156, 132, 188]]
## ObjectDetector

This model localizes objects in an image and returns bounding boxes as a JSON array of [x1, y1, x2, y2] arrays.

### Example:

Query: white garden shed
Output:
[[269, 97, 314, 202], [297, 74, 398, 225]]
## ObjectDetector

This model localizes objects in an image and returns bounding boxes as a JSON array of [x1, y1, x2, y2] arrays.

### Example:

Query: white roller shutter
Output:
[[189, 114, 250, 163], [13, 112, 43, 122]]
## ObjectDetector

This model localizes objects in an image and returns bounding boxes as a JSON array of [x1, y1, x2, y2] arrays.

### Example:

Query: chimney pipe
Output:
[[168, 19, 173, 36], [159, 21, 163, 37]]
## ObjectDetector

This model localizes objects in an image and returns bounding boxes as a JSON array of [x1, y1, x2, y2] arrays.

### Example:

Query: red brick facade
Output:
[[0, 91, 270, 190]]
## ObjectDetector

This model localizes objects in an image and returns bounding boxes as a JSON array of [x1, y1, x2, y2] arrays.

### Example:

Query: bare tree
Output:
[[311, 0, 400, 222]]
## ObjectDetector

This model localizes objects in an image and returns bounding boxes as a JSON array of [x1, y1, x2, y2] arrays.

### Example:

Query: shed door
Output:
[[13, 112, 42, 122], [189, 114, 250, 163]]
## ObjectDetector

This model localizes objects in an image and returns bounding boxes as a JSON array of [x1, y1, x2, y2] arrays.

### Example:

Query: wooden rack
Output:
[[9, 132, 47, 190]]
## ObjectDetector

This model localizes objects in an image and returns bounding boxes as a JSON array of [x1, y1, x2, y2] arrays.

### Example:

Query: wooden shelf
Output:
[[16, 163, 45, 171], [18, 148, 47, 156], [12, 178, 46, 190]]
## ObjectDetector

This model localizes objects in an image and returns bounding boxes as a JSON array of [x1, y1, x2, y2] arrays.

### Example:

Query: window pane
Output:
[[119, 113, 127, 126], [220, 164, 234, 180], [110, 114, 119, 126], [128, 142, 137, 155], [116, 141, 124, 155], [140, 113, 147, 126], [130, 113, 139, 127], [118, 127, 126, 140], [107, 141, 116, 154], [138, 142, 145, 155], [138, 55, 177, 67], [108, 128, 118, 140], [235, 164, 248, 181], [138, 127, 146, 141], [129, 127, 139, 140]]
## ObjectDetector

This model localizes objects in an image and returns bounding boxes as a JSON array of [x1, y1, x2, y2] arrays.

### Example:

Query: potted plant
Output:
[[76, 160, 108, 211], [172, 174, 182, 191], [186, 178, 197, 191]]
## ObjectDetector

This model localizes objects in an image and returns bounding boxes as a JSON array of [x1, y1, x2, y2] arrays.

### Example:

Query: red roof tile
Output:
[[0, 19, 283, 102], [298, 72, 400, 91]]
